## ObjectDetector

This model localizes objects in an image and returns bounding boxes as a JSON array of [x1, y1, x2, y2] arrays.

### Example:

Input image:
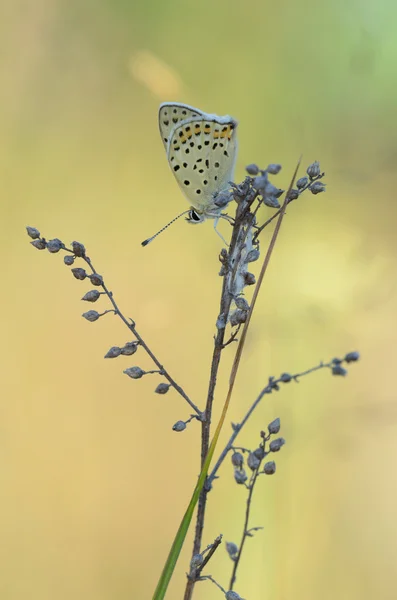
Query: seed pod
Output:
[[72, 268, 87, 280], [26, 226, 40, 239], [71, 241, 86, 257], [124, 366, 145, 379]]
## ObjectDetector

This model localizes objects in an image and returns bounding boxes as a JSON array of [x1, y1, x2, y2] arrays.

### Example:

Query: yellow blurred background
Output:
[[2, 1, 397, 598]]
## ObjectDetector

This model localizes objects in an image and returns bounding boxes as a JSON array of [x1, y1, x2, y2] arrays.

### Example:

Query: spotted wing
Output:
[[158, 102, 204, 149], [166, 116, 238, 213]]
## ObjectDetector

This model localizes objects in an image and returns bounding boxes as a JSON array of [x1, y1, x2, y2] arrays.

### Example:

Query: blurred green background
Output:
[[2, 0, 397, 598]]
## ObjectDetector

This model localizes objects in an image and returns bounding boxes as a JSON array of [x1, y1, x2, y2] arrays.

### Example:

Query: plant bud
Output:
[[229, 309, 248, 327], [234, 468, 248, 484], [190, 553, 204, 569], [26, 226, 40, 239], [82, 310, 100, 322], [247, 452, 260, 471], [244, 272, 256, 286], [124, 366, 145, 379], [263, 461, 276, 475], [172, 420, 186, 432], [104, 346, 122, 358], [307, 161, 321, 178], [31, 239, 47, 250], [155, 383, 170, 394], [82, 290, 100, 302], [253, 447, 265, 460], [287, 188, 299, 201], [280, 372, 292, 382], [64, 255, 75, 266], [121, 342, 138, 356], [296, 176, 308, 189], [231, 452, 244, 467], [71, 241, 86, 257], [269, 437, 285, 452], [267, 163, 282, 175], [235, 297, 249, 311], [345, 351, 360, 363], [72, 268, 87, 280], [47, 238, 63, 253], [332, 364, 347, 376], [226, 591, 243, 600], [226, 541, 238, 559], [90, 273, 103, 286], [310, 181, 326, 195], [246, 163, 259, 175], [268, 417, 281, 434]]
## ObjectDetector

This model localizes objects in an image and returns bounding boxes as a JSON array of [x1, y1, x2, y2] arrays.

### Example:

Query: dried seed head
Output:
[[235, 297, 249, 311], [190, 553, 204, 569], [229, 309, 248, 327], [247, 452, 260, 471], [82, 290, 101, 302], [31, 239, 47, 250], [280, 372, 292, 383], [263, 460, 276, 475], [345, 351, 360, 363], [26, 226, 40, 239], [155, 382, 170, 394], [226, 541, 239, 559], [47, 238, 63, 253], [310, 181, 326, 195], [245, 249, 260, 263], [104, 346, 122, 359], [253, 175, 267, 191], [307, 161, 321, 179], [121, 342, 138, 356], [231, 452, 244, 467], [268, 417, 281, 434], [72, 267, 87, 281], [287, 188, 299, 201], [332, 364, 347, 376], [226, 591, 243, 600], [214, 190, 233, 208], [244, 272, 256, 286], [172, 420, 186, 432], [64, 255, 75, 266], [267, 163, 282, 175], [269, 437, 286, 452], [82, 310, 100, 322], [296, 176, 309, 189], [246, 163, 259, 175], [124, 366, 145, 379], [234, 468, 248, 484], [253, 446, 265, 460], [90, 273, 103, 286], [71, 241, 86, 257], [262, 194, 281, 208]]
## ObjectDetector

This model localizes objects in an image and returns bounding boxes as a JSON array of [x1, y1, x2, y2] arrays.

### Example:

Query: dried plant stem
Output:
[[184, 159, 301, 600], [208, 359, 335, 484], [229, 462, 261, 590], [80, 254, 201, 416]]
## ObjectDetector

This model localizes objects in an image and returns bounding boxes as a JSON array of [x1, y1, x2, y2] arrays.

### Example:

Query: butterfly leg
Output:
[[213, 217, 229, 246]]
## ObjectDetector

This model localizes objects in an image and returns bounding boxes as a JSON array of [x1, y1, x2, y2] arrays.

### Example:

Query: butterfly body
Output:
[[159, 102, 238, 224]]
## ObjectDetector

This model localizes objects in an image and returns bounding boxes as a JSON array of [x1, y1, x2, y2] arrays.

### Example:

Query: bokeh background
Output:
[[2, 1, 397, 598]]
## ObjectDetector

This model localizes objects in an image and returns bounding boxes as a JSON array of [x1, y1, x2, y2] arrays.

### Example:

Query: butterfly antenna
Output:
[[141, 210, 190, 246]]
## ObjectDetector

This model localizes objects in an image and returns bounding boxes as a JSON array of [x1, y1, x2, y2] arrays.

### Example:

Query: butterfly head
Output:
[[185, 208, 206, 224]]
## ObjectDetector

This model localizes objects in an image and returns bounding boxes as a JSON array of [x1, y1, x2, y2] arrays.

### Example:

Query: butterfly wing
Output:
[[166, 115, 238, 214], [158, 103, 204, 149]]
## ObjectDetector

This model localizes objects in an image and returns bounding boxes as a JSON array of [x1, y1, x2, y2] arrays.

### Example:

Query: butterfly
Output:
[[142, 102, 238, 246]]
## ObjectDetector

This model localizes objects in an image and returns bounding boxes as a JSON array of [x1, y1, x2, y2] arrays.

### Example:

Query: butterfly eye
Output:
[[189, 210, 202, 222]]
